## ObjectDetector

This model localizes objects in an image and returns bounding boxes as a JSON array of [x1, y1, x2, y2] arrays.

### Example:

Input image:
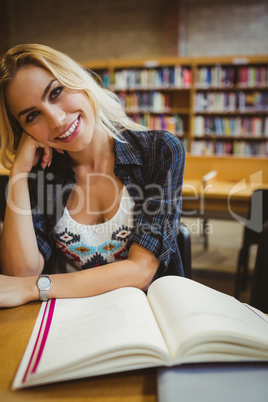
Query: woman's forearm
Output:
[[50, 257, 157, 300], [0, 244, 159, 308], [45, 244, 159, 300], [0, 169, 44, 276]]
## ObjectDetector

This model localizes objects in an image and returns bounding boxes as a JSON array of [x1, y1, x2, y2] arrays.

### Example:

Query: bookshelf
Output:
[[83, 55, 268, 158]]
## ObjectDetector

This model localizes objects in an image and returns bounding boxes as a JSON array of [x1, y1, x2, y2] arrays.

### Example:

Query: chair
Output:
[[249, 220, 268, 313], [0, 175, 8, 222], [177, 223, 192, 279], [235, 189, 268, 299]]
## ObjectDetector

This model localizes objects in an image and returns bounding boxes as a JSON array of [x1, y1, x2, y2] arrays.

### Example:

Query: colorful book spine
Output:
[[131, 113, 184, 136], [193, 116, 268, 137], [233, 141, 268, 156], [113, 66, 191, 90], [195, 91, 268, 112], [237, 66, 268, 87], [193, 139, 268, 157], [117, 91, 171, 113], [215, 141, 233, 155], [191, 140, 214, 155], [195, 66, 235, 87]]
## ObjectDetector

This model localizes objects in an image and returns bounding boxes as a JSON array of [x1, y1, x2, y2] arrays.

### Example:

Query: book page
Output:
[[148, 276, 268, 362], [14, 287, 171, 388]]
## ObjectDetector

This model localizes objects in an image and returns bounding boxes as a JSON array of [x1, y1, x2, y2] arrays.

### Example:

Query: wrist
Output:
[[10, 165, 30, 179], [26, 276, 40, 303]]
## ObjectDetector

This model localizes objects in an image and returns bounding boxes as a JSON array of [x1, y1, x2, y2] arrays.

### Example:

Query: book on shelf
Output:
[[87, 56, 268, 157], [191, 139, 268, 157], [233, 141, 268, 157], [131, 113, 183, 136], [12, 276, 268, 389], [237, 66, 268, 87], [118, 91, 171, 113], [215, 141, 233, 156], [195, 66, 235, 88], [193, 116, 268, 138], [195, 91, 268, 113], [112, 66, 191, 90], [191, 140, 214, 155]]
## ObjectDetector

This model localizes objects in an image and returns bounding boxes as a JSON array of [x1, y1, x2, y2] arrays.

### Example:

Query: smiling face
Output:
[[5, 65, 97, 153]]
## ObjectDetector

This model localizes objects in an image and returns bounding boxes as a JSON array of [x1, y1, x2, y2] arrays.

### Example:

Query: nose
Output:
[[45, 106, 66, 130]]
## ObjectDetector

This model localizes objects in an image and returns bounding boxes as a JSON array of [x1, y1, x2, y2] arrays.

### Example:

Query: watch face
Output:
[[38, 277, 51, 290]]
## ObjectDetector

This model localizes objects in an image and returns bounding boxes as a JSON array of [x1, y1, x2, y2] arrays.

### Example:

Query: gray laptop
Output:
[[157, 363, 268, 402]]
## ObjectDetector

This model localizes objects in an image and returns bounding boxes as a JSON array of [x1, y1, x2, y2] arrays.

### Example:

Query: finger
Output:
[[41, 147, 53, 169], [55, 148, 64, 154]]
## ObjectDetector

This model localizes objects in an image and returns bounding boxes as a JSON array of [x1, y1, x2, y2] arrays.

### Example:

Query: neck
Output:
[[67, 127, 114, 172]]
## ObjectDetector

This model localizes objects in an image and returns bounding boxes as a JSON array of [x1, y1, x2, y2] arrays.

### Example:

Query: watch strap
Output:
[[40, 287, 50, 302], [36, 275, 51, 302]]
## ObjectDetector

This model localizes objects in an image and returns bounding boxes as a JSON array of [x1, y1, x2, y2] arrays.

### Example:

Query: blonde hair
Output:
[[0, 43, 146, 169]]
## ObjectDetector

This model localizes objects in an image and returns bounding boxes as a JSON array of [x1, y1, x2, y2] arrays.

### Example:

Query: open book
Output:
[[13, 276, 268, 389]]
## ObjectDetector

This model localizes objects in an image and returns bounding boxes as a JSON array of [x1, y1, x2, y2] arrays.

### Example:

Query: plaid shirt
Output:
[[29, 130, 185, 277]]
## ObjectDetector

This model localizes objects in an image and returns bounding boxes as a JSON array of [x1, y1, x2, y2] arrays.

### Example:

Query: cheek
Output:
[[64, 92, 85, 108], [26, 124, 49, 141], [70, 93, 95, 117]]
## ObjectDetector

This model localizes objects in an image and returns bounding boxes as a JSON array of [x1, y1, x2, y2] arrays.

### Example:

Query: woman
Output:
[[0, 44, 185, 308]]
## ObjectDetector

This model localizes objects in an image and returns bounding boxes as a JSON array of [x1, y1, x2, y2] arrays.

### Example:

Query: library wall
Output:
[[2, 0, 267, 62], [4, 0, 167, 62], [180, 0, 268, 57]]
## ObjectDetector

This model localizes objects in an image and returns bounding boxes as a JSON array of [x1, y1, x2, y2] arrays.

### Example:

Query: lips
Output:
[[55, 116, 80, 143]]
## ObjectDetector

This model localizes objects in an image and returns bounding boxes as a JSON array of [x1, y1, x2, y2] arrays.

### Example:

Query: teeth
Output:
[[58, 118, 79, 139]]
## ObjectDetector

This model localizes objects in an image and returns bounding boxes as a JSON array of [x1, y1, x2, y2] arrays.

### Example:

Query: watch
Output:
[[36, 275, 52, 301]]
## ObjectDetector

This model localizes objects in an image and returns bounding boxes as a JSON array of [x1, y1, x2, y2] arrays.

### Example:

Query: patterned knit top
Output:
[[53, 186, 135, 271]]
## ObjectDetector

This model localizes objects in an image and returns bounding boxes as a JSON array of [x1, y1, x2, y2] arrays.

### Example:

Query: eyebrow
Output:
[[17, 78, 58, 119]]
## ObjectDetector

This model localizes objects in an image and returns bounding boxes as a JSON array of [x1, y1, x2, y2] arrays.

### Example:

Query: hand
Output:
[[12, 131, 53, 174], [0, 274, 38, 308]]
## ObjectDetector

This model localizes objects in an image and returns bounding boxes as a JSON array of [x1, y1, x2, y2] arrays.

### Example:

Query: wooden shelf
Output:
[[194, 111, 268, 115], [114, 86, 191, 92], [193, 135, 268, 140], [82, 54, 268, 157], [195, 86, 268, 91]]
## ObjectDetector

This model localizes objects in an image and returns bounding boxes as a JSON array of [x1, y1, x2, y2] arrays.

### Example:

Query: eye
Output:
[[50, 86, 63, 100], [26, 110, 39, 123]]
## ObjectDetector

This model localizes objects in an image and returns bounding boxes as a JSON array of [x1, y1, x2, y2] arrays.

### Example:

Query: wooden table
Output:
[[182, 155, 268, 220], [182, 179, 258, 219], [0, 302, 157, 402]]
